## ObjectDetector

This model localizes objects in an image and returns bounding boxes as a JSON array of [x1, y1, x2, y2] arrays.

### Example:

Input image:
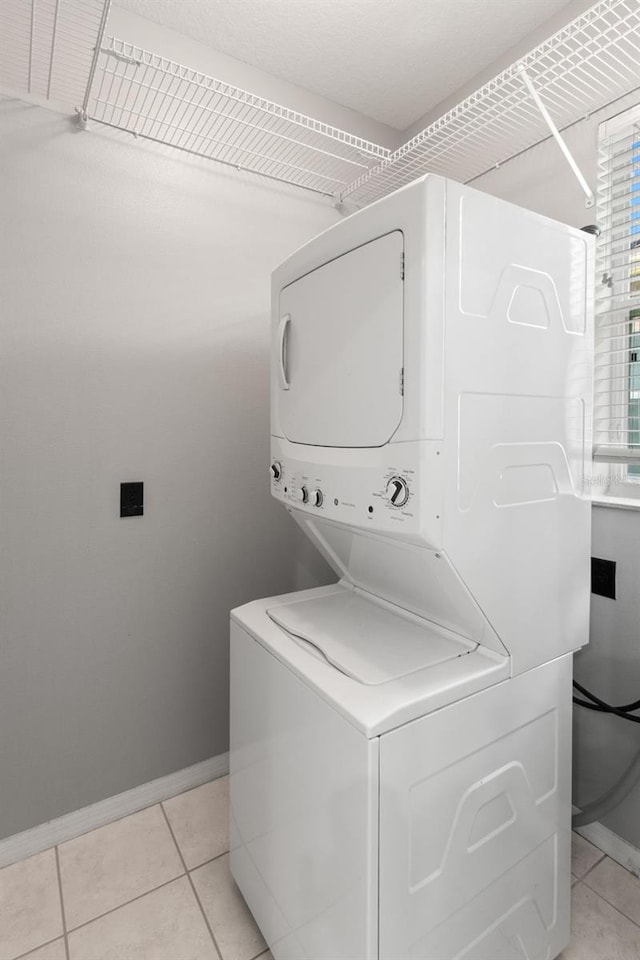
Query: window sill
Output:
[[592, 496, 640, 512]]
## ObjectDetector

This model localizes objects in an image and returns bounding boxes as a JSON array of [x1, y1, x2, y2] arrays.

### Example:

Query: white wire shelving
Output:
[[339, 0, 640, 206], [1, 0, 639, 205], [84, 37, 390, 198], [0, 0, 109, 106]]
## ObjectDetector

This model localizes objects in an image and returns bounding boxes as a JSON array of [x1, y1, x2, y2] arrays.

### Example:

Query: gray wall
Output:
[[1, 3, 404, 845], [579, 507, 640, 847], [0, 94, 346, 838], [473, 92, 640, 849]]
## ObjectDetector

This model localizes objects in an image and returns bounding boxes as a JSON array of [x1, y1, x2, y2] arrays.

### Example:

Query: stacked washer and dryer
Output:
[[230, 175, 594, 960]]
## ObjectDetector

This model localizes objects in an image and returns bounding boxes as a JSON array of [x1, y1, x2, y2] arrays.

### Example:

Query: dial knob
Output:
[[296, 486, 309, 504], [309, 489, 323, 507], [386, 476, 409, 507], [270, 461, 282, 481]]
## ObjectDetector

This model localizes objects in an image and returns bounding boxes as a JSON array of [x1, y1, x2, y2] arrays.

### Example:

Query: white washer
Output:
[[231, 585, 572, 960], [230, 175, 593, 960]]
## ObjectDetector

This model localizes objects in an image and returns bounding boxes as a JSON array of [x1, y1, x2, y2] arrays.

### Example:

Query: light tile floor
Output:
[[1, 777, 639, 960]]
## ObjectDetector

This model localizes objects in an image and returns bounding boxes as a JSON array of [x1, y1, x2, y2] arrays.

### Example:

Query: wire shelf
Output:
[[85, 37, 390, 197], [0, 0, 109, 105], [339, 0, 640, 206], [2, 0, 637, 204]]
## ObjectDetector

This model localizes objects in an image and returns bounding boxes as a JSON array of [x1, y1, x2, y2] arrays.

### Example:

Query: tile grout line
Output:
[[5, 809, 232, 948], [159, 801, 223, 960], [581, 871, 640, 929], [13, 935, 65, 960], [54, 804, 187, 936], [182, 847, 228, 873], [54, 846, 70, 960], [577, 850, 607, 884], [186, 855, 269, 960], [55, 802, 200, 937], [573, 874, 640, 934], [63, 871, 186, 937]]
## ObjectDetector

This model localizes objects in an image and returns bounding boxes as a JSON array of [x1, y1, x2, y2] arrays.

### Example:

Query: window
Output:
[[593, 104, 640, 503]]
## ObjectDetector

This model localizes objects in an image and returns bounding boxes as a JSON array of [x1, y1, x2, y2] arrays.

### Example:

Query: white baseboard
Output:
[[576, 820, 640, 878], [0, 752, 229, 868]]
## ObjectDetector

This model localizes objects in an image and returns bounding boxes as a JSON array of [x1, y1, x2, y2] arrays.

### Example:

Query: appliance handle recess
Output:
[[278, 314, 292, 390]]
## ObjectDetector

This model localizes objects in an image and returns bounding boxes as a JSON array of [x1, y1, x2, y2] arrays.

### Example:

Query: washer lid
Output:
[[267, 587, 475, 686]]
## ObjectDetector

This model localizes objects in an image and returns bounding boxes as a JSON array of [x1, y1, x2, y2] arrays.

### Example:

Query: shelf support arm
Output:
[[76, 0, 112, 127], [519, 66, 594, 207]]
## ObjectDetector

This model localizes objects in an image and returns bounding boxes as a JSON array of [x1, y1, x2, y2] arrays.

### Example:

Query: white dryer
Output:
[[230, 175, 594, 960]]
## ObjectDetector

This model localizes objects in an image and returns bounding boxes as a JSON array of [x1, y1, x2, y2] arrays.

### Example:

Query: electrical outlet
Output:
[[120, 482, 143, 518], [591, 556, 616, 599]]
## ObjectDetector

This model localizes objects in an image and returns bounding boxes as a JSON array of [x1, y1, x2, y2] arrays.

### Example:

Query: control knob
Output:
[[270, 461, 282, 481], [385, 476, 409, 507], [296, 486, 309, 504], [309, 489, 323, 507]]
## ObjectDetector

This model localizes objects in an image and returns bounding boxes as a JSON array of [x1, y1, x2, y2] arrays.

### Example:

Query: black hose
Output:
[[572, 678, 640, 826], [573, 680, 640, 714], [573, 696, 640, 722]]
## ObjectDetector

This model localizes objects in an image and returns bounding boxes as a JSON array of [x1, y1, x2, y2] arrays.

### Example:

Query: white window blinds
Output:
[[594, 105, 640, 498]]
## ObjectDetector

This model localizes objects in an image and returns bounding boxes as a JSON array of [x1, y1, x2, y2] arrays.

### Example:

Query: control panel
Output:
[[267, 440, 444, 541]]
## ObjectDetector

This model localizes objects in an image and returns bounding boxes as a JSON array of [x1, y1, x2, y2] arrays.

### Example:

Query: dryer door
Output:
[[277, 231, 404, 447]]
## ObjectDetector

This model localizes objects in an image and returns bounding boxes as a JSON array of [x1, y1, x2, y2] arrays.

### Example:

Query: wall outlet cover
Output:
[[591, 556, 616, 600], [120, 482, 143, 518]]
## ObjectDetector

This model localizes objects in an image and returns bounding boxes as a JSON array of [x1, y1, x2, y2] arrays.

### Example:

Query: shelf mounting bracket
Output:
[[519, 66, 594, 208]]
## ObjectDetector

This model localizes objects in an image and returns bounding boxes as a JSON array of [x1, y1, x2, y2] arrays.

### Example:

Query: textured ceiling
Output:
[[113, 0, 575, 130]]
